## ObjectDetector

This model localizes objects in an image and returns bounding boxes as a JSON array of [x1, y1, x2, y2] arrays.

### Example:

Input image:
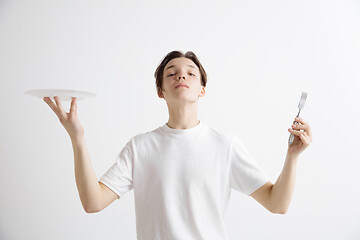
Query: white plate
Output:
[[24, 89, 97, 101]]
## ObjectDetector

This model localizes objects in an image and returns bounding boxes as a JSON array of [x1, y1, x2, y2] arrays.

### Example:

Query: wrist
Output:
[[70, 135, 85, 144], [286, 153, 299, 163]]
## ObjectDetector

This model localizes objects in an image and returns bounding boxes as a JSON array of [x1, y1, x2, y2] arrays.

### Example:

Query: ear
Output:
[[157, 89, 165, 99], [199, 86, 205, 97]]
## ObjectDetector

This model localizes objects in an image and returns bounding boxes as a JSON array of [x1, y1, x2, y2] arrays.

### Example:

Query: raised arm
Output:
[[251, 117, 312, 214], [43, 96, 118, 213], [71, 136, 118, 213]]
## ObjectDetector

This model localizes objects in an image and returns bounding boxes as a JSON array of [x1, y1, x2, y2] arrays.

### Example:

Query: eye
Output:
[[167, 73, 195, 77]]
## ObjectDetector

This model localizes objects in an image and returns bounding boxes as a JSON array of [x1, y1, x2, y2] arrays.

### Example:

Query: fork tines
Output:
[[298, 92, 308, 109]]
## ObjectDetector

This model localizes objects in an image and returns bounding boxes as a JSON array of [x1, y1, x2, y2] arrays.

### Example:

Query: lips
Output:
[[175, 84, 189, 88]]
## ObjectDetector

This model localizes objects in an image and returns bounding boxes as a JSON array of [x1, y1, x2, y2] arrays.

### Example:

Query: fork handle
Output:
[[288, 120, 299, 144], [288, 110, 301, 145]]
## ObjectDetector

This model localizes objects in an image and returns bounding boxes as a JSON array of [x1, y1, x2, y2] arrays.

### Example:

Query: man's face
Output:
[[158, 57, 205, 104]]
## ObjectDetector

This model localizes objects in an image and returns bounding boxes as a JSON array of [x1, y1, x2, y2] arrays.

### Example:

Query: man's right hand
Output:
[[43, 96, 85, 140]]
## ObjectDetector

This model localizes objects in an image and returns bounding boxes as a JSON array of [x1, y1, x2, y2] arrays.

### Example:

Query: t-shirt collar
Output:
[[161, 120, 204, 135]]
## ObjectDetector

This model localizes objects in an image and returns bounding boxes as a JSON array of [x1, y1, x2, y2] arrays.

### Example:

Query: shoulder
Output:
[[131, 125, 163, 143], [202, 124, 237, 146], [125, 126, 164, 152], [204, 125, 250, 153]]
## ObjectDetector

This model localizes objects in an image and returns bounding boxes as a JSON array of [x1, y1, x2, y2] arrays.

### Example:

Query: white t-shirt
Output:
[[99, 120, 270, 240]]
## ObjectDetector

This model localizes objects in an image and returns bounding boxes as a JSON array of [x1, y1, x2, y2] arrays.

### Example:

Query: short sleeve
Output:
[[99, 139, 134, 199], [229, 135, 270, 196]]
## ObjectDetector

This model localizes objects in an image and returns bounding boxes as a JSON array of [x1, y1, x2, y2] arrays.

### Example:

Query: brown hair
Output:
[[154, 50, 207, 94]]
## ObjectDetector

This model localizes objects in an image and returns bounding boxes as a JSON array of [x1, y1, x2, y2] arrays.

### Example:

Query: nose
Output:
[[178, 76, 185, 80]]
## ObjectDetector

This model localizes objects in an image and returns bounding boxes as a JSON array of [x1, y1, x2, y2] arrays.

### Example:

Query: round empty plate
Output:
[[24, 89, 97, 101]]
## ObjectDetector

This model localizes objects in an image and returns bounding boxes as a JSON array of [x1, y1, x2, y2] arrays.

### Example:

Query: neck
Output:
[[166, 102, 199, 129]]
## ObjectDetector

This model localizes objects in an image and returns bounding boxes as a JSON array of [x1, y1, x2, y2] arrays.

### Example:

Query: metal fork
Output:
[[288, 92, 308, 145]]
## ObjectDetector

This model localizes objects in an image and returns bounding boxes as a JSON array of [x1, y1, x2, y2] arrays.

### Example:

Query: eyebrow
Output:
[[164, 64, 196, 72]]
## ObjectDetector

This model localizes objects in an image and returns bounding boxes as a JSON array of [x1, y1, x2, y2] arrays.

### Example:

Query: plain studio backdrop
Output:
[[1, 0, 360, 239]]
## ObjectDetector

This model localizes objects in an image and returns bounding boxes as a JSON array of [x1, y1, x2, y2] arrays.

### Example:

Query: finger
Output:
[[295, 117, 308, 125], [53, 96, 66, 116], [293, 120, 312, 138], [292, 123, 310, 132], [43, 97, 59, 115], [304, 129, 313, 142], [302, 126, 312, 139], [289, 128, 310, 144], [288, 128, 303, 136], [299, 131, 311, 145], [69, 97, 77, 116], [288, 128, 306, 145]]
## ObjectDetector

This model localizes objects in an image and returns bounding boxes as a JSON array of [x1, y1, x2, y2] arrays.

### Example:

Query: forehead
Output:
[[164, 57, 198, 72]]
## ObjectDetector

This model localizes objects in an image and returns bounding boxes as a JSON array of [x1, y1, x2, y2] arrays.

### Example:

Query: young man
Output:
[[44, 50, 313, 240]]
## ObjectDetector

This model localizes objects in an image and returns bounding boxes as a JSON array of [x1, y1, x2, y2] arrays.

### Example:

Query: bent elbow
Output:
[[272, 208, 287, 214], [84, 205, 100, 213]]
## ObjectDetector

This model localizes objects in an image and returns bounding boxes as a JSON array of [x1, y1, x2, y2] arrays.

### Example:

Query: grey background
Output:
[[1, 0, 359, 239]]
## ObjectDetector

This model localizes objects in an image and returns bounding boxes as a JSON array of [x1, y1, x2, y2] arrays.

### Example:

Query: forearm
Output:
[[71, 136, 102, 213], [269, 155, 298, 214]]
